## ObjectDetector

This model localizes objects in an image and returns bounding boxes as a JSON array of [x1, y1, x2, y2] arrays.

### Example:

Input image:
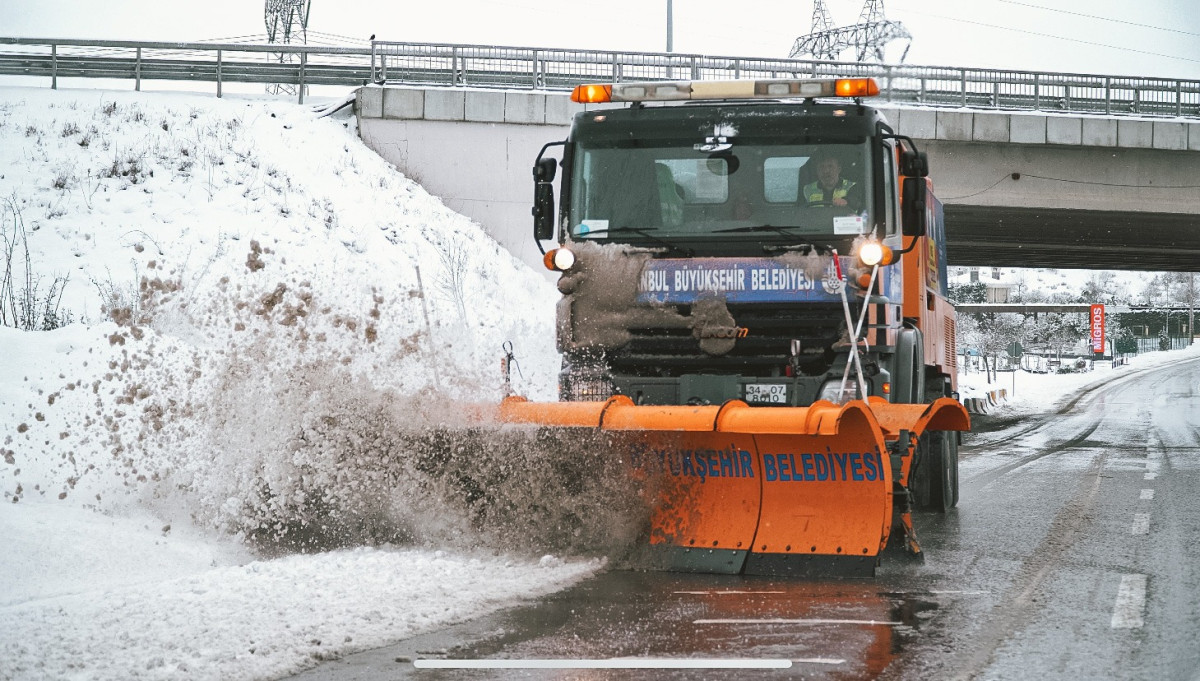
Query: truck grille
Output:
[[608, 302, 847, 377]]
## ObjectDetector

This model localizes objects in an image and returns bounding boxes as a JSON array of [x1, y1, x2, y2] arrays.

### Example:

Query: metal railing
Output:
[[372, 42, 1200, 119], [1133, 336, 1191, 353], [0, 37, 373, 103], [3, 37, 1198, 118]]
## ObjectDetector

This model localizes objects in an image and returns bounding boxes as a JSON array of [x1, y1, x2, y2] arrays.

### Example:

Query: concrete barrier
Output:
[[963, 388, 1008, 415]]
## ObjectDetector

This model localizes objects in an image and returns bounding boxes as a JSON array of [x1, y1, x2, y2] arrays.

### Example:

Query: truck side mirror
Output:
[[902, 176, 927, 237], [534, 157, 557, 183], [533, 158, 557, 241], [901, 150, 928, 178]]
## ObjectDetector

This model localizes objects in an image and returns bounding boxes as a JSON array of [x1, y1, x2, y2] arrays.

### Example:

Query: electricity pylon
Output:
[[264, 0, 312, 96], [789, 0, 912, 63]]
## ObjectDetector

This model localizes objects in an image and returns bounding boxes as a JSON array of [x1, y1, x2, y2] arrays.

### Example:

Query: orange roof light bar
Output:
[[570, 84, 613, 103], [571, 78, 879, 104], [835, 78, 881, 98]]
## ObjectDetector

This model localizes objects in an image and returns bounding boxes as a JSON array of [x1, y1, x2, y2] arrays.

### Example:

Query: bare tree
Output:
[[1, 197, 72, 330]]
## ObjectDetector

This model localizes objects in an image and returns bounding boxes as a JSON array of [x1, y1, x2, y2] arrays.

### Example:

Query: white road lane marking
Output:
[[1145, 472, 1158, 480], [674, 590, 785, 595], [1111, 574, 1148, 629], [1141, 488, 1155, 500], [413, 658, 797, 669], [694, 618, 902, 626], [1131, 513, 1151, 535]]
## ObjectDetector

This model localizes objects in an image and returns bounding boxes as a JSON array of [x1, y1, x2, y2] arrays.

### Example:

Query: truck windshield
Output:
[[568, 140, 874, 242]]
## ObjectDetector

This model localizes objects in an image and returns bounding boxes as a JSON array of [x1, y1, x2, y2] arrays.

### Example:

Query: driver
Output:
[[802, 156, 855, 207]]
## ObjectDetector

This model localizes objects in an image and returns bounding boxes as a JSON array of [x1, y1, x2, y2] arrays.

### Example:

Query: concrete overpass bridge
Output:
[[353, 43, 1200, 274]]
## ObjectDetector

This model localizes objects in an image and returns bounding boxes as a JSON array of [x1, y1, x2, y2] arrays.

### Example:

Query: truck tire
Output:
[[912, 372, 960, 511], [895, 329, 956, 512], [923, 430, 958, 512], [892, 328, 925, 406]]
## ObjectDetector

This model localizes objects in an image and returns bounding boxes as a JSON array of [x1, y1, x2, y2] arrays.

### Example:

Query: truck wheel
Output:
[[948, 431, 960, 508], [928, 430, 958, 511], [892, 329, 924, 406], [912, 431, 954, 512]]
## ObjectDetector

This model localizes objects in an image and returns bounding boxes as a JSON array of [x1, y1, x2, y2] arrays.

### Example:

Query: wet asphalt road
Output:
[[295, 356, 1200, 680]]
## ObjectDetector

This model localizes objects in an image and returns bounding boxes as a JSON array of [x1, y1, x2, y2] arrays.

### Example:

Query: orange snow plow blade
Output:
[[498, 395, 968, 577]]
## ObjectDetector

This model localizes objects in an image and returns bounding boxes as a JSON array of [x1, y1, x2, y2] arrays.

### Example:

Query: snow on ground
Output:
[[958, 342, 1200, 424], [0, 86, 619, 681]]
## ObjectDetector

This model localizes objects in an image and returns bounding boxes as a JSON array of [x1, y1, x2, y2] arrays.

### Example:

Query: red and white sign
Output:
[[1090, 304, 1105, 353]]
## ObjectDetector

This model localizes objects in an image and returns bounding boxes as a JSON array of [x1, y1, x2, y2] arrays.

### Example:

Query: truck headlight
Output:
[[543, 247, 576, 272], [858, 241, 892, 267]]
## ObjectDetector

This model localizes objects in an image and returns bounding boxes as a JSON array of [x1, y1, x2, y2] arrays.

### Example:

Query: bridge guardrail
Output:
[[0, 38, 373, 103], [2, 37, 1198, 119], [370, 42, 1200, 119]]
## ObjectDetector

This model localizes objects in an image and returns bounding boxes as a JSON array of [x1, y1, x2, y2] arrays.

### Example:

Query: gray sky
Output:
[[3, 0, 1199, 79]]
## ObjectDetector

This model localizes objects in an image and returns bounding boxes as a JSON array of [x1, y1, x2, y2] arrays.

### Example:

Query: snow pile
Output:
[[0, 86, 632, 680], [0, 86, 649, 550]]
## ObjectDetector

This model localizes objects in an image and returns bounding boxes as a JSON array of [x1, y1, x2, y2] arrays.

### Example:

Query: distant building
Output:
[[985, 282, 1013, 303]]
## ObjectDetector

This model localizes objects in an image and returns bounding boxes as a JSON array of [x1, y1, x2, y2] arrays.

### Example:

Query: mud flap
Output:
[[865, 397, 971, 554], [865, 397, 971, 488]]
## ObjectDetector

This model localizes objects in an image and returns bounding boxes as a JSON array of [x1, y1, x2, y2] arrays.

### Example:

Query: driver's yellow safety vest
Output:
[[803, 179, 854, 204]]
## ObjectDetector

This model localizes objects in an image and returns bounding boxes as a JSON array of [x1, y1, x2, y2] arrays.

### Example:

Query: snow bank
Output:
[[1, 513, 598, 680], [0, 85, 641, 546]]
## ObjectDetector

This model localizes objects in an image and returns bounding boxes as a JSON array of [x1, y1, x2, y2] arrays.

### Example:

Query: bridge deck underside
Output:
[[945, 205, 1200, 272]]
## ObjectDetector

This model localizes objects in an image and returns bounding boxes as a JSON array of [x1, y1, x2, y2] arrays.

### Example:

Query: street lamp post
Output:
[[666, 0, 674, 52]]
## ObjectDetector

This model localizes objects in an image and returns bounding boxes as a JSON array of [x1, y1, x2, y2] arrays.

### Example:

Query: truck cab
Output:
[[533, 78, 955, 415]]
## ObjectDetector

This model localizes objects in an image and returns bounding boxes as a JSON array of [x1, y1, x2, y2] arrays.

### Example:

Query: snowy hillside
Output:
[[0, 87, 619, 680]]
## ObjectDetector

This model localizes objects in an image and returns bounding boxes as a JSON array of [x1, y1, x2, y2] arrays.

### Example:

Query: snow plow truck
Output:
[[502, 76, 969, 577]]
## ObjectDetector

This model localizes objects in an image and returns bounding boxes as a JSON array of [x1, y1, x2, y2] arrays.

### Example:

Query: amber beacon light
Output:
[[835, 78, 881, 98], [571, 84, 613, 103]]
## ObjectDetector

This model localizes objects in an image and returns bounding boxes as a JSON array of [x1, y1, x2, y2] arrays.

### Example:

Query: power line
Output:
[[893, 8, 1200, 65], [942, 173, 1200, 200], [994, 0, 1200, 38]]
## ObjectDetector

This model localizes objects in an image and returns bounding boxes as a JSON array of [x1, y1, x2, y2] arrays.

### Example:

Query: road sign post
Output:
[[1005, 342, 1022, 396]]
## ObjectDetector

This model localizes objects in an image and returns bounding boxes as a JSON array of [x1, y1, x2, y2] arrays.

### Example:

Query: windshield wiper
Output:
[[762, 242, 831, 255], [576, 226, 695, 257], [713, 224, 804, 236]]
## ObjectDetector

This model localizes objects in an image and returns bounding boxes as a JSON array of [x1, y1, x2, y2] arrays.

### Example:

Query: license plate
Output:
[[745, 383, 787, 404]]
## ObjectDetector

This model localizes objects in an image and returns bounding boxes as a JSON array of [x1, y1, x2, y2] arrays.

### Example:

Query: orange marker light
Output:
[[571, 84, 613, 103], [878, 244, 894, 266], [882, 382, 891, 395], [835, 78, 880, 98], [857, 272, 873, 289]]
